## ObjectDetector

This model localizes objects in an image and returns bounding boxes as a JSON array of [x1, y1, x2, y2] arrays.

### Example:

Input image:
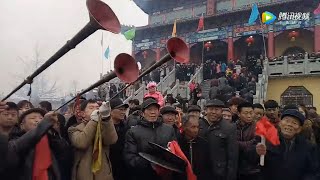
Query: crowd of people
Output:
[[0, 92, 319, 180], [1, 54, 320, 180]]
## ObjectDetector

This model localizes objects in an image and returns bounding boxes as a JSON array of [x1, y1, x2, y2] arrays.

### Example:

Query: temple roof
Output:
[[133, 0, 206, 14]]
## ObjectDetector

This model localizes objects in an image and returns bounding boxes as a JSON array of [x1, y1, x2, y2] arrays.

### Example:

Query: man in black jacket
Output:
[[236, 102, 261, 180], [199, 99, 238, 180], [256, 109, 320, 180], [3, 109, 72, 180], [123, 98, 176, 180], [177, 115, 211, 180], [109, 98, 130, 180], [0, 102, 8, 173]]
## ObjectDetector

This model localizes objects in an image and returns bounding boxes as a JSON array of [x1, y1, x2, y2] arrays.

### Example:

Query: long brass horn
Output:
[[2, 0, 121, 101], [111, 37, 189, 100], [55, 53, 139, 111]]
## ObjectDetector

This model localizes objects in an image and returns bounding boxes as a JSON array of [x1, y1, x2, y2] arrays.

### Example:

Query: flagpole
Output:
[[258, 8, 267, 59], [101, 32, 104, 78], [201, 13, 205, 71]]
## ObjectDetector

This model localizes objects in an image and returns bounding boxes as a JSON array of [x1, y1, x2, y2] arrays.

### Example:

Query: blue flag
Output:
[[104, 46, 110, 59], [248, 3, 259, 25]]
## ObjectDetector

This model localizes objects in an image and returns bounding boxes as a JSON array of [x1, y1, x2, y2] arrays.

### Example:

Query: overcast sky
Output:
[[0, 0, 148, 98]]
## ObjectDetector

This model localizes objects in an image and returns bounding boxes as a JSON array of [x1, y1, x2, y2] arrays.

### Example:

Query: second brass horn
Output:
[[111, 37, 189, 100], [55, 53, 139, 111], [2, 0, 121, 101]]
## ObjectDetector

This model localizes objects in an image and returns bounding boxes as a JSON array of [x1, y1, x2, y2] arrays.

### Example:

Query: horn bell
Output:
[[86, 0, 121, 34], [114, 53, 139, 83], [166, 37, 189, 64]]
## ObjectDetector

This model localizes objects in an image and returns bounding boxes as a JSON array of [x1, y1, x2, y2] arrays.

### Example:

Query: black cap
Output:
[[206, 99, 225, 108], [110, 98, 129, 110], [142, 99, 160, 111], [160, 106, 178, 115], [187, 105, 201, 113], [19, 108, 47, 123], [281, 109, 305, 125]]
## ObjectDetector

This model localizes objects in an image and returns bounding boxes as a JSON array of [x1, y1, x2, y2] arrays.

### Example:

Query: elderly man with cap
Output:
[[123, 98, 176, 180], [2, 108, 72, 180], [109, 98, 130, 180], [199, 99, 238, 180], [160, 105, 180, 136], [256, 109, 320, 180], [188, 105, 202, 119]]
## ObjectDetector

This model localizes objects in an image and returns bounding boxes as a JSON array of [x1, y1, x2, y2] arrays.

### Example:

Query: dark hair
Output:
[[253, 103, 264, 110], [227, 97, 246, 107], [264, 100, 279, 109], [17, 100, 34, 109], [4, 102, 19, 112], [80, 99, 97, 111], [237, 102, 254, 112], [39, 101, 52, 112], [129, 99, 140, 106], [182, 115, 198, 126]]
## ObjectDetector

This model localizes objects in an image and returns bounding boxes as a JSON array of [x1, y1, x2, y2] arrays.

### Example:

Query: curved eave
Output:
[[133, 0, 154, 14], [135, 0, 303, 31]]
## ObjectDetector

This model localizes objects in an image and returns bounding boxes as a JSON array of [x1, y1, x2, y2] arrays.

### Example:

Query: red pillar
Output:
[[268, 31, 275, 58], [156, 48, 161, 61], [187, 44, 191, 63], [227, 37, 234, 61], [315, 25, 320, 52]]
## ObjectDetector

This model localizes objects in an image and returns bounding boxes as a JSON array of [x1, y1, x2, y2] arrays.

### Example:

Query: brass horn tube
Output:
[[55, 71, 116, 111], [110, 53, 173, 100], [110, 37, 189, 101], [55, 53, 139, 111], [2, 0, 121, 101]]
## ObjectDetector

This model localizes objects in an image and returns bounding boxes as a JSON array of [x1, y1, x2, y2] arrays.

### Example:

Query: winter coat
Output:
[[199, 118, 238, 180], [110, 120, 130, 180], [3, 119, 66, 180], [144, 91, 164, 107], [0, 133, 7, 173], [261, 134, 320, 180], [236, 121, 260, 175], [123, 118, 176, 180], [177, 133, 212, 180], [68, 119, 118, 180]]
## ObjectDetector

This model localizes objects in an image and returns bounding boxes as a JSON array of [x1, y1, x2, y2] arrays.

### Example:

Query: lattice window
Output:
[[280, 86, 313, 107]]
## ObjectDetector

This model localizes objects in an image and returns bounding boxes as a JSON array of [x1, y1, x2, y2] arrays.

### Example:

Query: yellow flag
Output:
[[172, 20, 177, 37], [92, 119, 102, 173]]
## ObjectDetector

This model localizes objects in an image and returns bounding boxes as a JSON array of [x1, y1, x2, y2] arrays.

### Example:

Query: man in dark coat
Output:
[[3, 109, 72, 180], [177, 115, 211, 180], [256, 109, 320, 180], [0, 132, 7, 173], [199, 99, 238, 180], [236, 102, 261, 180], [123, 98, 176, 180], [109, 98, 130, 180]]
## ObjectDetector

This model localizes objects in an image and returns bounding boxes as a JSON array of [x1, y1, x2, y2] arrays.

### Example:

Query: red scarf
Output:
[[33, 135, 52, 180], [169, 141, 197, 180]]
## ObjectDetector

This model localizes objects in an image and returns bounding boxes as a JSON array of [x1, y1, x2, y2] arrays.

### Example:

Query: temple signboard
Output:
[[134, 39, 157, 51], [274, 18, 314, 32], [187, 27, 228, 43], [233, 23, 267, 37]]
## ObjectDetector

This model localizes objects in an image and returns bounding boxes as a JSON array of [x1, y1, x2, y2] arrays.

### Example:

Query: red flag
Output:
[[196, 16, 204, 32], [33, 135, 52, 180], [314, 3, 320, 15], [255, 116, 280, 146], [168, 141, 197, 180]]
